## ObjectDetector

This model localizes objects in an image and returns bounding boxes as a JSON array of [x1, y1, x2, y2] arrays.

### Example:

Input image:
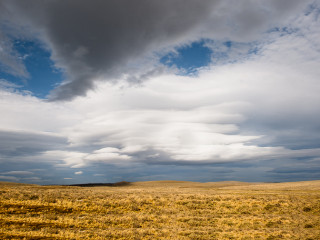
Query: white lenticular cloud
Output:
[[0, 176, 19, 181], [3, 171, 34, 175]]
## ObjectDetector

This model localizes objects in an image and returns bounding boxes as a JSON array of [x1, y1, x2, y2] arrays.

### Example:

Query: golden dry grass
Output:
[[0, 180, 319, 239]]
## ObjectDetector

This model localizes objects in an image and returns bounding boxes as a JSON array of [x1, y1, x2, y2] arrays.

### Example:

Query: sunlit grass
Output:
[[0, 180, 319, 239]]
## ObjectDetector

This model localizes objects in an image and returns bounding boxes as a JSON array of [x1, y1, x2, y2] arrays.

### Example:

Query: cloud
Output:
[[84, 148, 131, 163], [0, 175, 19, 181], [0, 129, 67, 159], [2, 171, 33, 175], [2, 6, 320, 166], [93, 174, 105, 177], [0, 2, 319, 183], [74, 171, 83, 175], [60, 8, 320, 164], [1, 0, 218, 100], [0, 30, 29, 78], [0, 0, 312, 100], [38, 150, 87, 168], [23, 177, 41, 181], [0, 79, 22, 90]]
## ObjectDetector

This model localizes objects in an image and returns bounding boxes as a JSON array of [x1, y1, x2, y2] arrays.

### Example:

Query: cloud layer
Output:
[[0, 1, 320, 183], [0, 0, 312, 100]]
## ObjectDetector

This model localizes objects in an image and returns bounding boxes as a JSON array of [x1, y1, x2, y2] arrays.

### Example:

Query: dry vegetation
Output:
[[0, 180, 320, 239]]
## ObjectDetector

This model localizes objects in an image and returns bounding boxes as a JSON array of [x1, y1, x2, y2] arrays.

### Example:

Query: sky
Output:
[[0, 0, 320, 184]]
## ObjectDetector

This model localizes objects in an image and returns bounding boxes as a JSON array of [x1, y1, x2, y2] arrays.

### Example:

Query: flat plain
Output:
[[0, 180, 319, 239]]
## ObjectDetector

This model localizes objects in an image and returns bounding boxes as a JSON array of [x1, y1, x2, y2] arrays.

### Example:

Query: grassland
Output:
[[0, 180, 319, 239]]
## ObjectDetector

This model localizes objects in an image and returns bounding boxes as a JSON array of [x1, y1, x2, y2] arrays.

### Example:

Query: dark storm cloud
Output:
[[267, 165, 320, 182], [1, 0, 218, 100], [0, 0, 310, 101], [0, 129, 71, 183]]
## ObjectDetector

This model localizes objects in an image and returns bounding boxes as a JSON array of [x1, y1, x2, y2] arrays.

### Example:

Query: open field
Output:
[[0, 180, 320, 239]]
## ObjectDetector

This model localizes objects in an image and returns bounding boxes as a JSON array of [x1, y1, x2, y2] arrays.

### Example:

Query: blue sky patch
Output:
[[160, 41, 212, 74], [0, 39, 64, 98]]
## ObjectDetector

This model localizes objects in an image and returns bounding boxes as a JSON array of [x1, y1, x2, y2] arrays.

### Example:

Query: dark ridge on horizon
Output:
[[64, 181, 131, 187]]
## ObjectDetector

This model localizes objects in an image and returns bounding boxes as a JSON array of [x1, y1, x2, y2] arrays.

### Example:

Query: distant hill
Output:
[[130, 180, 258, 189], [223, 180, 320, 191], [1, 180, 320, 190], [130, 180, 320, 190]]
